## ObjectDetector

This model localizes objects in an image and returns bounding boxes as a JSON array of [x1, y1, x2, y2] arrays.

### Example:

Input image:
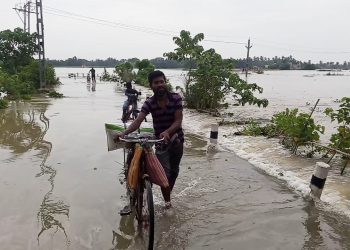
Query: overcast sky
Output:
[[2, 0, 350, 62]]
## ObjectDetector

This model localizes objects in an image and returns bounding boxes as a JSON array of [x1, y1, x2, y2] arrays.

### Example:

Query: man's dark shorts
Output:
[[155, 141, 183, 190]]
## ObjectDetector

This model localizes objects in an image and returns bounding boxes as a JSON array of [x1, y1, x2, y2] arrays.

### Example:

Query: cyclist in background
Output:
[[115, 70, 184, 211], [122, 81, 140, 121]]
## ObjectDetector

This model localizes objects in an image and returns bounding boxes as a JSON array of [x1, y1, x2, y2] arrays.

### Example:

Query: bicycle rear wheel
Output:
[[136, 178, 154, 250]]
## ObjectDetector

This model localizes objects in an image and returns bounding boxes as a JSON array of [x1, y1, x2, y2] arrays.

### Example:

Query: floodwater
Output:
[[0, 68, 350, 249]]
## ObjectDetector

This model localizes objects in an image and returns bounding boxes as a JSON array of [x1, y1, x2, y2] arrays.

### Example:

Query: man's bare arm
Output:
[[123, 112, 146, 135]]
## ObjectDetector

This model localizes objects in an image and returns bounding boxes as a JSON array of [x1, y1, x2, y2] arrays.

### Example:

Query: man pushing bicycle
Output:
[[115, 70, 184, 212]]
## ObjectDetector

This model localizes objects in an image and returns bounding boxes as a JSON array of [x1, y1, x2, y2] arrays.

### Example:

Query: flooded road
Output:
[[1, 73, 350, 249]]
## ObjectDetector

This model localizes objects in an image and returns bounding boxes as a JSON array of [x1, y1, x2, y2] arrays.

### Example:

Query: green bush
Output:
[[325, 97, 350, 154], [18, 61, 59, 89], [134, 59, 155, 87], [0, 69, 34, 99], [241, 122, 276, 137], [48, 90, 64, 98], [272, 108, 324, 153], [0, 98, 8, 109], [114, 62, 134, 83], [241, 121, 264, 136]]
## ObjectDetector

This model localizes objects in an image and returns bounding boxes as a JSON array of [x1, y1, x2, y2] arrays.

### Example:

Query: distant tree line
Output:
[[233, 56, 350, 70], [48, 55, 350, 70], [47, 56, 187, 69]]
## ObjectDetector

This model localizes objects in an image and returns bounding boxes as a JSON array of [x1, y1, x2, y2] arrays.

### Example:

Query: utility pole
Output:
[[27, 1, 31, 33], [13, 1, 35, 33], [35, 0, 46, 88], [245, 38, 252, 79]]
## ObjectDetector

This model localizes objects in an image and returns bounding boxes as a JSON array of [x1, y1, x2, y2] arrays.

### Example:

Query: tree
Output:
[[164, 30, 268, 111], [135, 59, 155, 87], [0, 28, 37, 74], [114, 62, 134, 83], [187, 49, 233, 110], [18, 61, 59, 89], [164, 30, 204, 93]]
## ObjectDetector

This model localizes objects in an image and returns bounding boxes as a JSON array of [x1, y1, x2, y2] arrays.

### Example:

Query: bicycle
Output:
[[121, 99, 139, 123], [120, 133, 164, 250], [121, 95, 147, 124]]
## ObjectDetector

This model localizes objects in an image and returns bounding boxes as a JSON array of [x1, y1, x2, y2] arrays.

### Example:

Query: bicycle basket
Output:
[[128, 143, 143, 189], [144, 148, 169, 189]]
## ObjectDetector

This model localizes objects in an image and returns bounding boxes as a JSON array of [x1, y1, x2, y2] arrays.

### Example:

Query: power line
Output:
[[43, 6, 248, 46], [44, 6, 175, 35], [42, 6, 350, 55]]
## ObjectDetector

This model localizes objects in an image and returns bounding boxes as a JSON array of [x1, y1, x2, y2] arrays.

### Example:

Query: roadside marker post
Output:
[[310, 162, 330, 199]]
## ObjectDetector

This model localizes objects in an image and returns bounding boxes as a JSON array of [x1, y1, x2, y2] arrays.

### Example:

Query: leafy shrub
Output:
[[241, 121, 265, 136], [48, 90, 64, 98], [114, 62, 134, 83], [0, 69, 34, 99], [241, 122, 276, 137], [272, 108, 325, 153], [134, 59, 155, 87], [0, 98, 8, 109], [18, 61, 59, 89], [325, 97, 350, 154]]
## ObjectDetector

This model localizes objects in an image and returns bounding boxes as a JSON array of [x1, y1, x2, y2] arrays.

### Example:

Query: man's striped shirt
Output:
[[141, 92, 184, 143]]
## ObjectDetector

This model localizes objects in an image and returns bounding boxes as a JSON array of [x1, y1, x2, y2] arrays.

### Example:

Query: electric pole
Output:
[[27, 1, 31, 33], [35, 0, 46, 88], [14, 1, 46, 88], [245, 38, 252, 79], [13, 1, 35, 33]]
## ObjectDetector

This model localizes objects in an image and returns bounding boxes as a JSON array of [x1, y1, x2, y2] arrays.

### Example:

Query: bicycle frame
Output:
[[120, 135, 163, 250]]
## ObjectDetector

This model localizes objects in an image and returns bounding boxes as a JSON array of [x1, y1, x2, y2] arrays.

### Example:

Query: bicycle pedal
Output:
[[119, 206, 132, 216], [119, 210, 132, 216]]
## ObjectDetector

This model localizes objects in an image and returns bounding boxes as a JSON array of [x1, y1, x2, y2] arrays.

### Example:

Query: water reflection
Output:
[[112, 214, 135, 249], [0, 102, 43, 154], [112, 164, 135, 249], [302, 201, 324, 249], [0, 101, 70, 244], [34, 110, 70, 243], [303, 201, 350, 249]]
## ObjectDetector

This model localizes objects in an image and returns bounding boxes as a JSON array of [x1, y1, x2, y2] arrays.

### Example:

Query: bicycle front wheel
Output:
[[137, 179, 154, 250]]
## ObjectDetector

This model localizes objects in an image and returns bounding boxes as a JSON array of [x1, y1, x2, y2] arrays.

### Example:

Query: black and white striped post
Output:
[[310, 162, 330, 199], [210, 123, 219, 144], [207, 123, 219, 153]]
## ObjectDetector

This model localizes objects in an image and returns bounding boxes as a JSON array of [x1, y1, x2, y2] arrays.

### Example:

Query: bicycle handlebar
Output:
[[119, 136, 164, 143]]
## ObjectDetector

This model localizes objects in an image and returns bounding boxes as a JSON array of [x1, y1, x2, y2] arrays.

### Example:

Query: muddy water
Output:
[[1, 75, 350, 249]]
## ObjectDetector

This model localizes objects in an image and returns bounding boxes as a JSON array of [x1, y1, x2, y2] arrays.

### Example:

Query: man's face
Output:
[[151, 76, 167, 97]]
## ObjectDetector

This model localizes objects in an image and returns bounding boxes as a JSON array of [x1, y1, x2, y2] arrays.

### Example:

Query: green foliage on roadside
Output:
[[0, 28, 60, 106], [325, 97, 350, 154], [48, 90, 64, 98], [114, 62, 134, 83], [241, 121, 275, 136], [0, 69, 34, 99], [0, 61, 59, 100], [134, 59, 155, 87], [0, 28, 37, 74], [272, 108, 324, 153], [241, 121, 265, 136], [0, 98, 8, 109], [164, 30, 268, 111], [18, 61, 60, 89]]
